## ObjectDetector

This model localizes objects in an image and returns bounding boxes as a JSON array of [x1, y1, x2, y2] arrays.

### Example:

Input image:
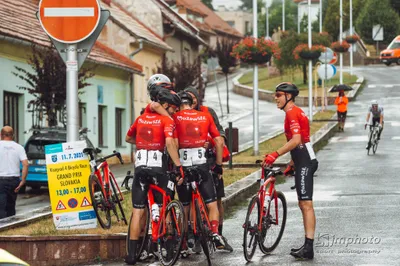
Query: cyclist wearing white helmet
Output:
[[143, 74, 174, 117], [365, 100, 384, 141]]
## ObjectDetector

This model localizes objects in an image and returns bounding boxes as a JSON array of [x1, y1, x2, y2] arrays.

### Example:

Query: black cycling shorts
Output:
[[291, 146, 318, 201], [207, 152, 225, 199], [337, 111, 347, 122], [131, 166, 174, 209], [176, 164, 217, 206]]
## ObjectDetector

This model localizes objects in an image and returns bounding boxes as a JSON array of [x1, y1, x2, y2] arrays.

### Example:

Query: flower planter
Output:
[[332, 46, 349, 53], [299, 51, 321, 60], [345, 37, 358, 44], [241, 53, 271, 65]]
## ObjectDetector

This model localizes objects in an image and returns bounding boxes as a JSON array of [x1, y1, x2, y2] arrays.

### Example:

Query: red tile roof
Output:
[[177, 0, 243, 38], [0, 0, 142, 73]]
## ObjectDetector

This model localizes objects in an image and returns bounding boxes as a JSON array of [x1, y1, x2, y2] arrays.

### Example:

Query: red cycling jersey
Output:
[[143, 103, 153, 114], [284, 105, 310, 143], [126, 113, 175, 151], [173, 109, 220, 148]]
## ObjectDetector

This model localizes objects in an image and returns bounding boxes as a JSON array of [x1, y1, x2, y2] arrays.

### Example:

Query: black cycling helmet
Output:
[[178, 91, 193, 105], [275, 82, 299, 97], [275, 82, 299, 110], [157, 89, 181, 107]]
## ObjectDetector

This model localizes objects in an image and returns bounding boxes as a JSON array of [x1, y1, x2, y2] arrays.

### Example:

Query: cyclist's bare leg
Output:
[[206, 201, 219, 228]]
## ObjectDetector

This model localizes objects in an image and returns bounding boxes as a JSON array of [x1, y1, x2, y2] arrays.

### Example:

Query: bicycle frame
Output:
[[257, 168, 279, 231], [190, 181, 212, 235], [93, 160, 124, 203], [147, 184, 182, 242]]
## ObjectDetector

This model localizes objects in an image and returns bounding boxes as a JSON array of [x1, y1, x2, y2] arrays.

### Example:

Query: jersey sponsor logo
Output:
[[294, 129, 299, 133], [138, 118, 161, 125], [176, 115, 207, 122], [300, 166, 308, 195]]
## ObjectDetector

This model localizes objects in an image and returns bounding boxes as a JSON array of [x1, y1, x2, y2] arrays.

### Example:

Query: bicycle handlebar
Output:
[[83, 148, 124, 165], [255, 160, 283, 176]]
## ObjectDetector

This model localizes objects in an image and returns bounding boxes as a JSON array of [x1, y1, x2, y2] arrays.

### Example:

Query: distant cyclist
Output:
[[263, 82, 318, 260], [365, 100, 384, 148]]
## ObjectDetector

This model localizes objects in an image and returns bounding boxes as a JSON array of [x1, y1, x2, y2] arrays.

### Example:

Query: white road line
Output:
[[392, 137, 400, 140], [330, 136, 368, 143], [44, 8, 94, 17], [391, 121, 400, 127], [368, 85, 377, 88]]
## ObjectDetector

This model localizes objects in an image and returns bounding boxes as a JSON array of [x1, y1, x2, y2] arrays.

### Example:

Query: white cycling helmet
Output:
[[147, 74, 171, 90], [371, 100, 378, 106]]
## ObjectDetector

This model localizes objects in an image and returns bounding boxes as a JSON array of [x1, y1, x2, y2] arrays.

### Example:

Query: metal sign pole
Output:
[[350, 0, 353, 76], [282, 0, 285, 31], [67, 44, 79, 142], [339, 0, 343, 84], [253, 0, 259, 155]]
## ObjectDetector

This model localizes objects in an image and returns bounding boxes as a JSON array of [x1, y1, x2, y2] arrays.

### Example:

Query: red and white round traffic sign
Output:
[[329, 52, 338, 65], [38, 0, 101, 43]]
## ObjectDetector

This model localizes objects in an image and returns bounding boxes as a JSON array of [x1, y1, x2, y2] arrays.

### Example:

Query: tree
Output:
[[13, 45, 94, 127], [356, 0, 400, 44], [215, 38, 237, 114], [258, 0, 298, 37], [201, 0, 213, 10], [300, 14, 321, 33], [391, 0, 400, 14], [240, 0, 263, 12], [158, 55, 205, 104]]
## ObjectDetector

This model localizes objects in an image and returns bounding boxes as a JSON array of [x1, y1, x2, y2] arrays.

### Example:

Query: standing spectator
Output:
[[0, 126, 28, 219], [334, 90, 348, 132]]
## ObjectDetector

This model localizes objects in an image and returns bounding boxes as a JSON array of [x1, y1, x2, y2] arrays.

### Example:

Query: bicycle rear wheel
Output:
[[110, 173, 127, 225], [242, 195, 260, 262], [158, 200, 185, 266], [88, 174, 111, 229], [126, 205, 150, 261], [372, 133, 379, 154], [259, 191, 287, 254], [195, 198, 212, 266]]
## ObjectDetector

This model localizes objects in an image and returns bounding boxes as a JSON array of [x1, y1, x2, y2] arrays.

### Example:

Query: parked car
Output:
[[20, 127, 96, 192], [380, 35, 400, 66]]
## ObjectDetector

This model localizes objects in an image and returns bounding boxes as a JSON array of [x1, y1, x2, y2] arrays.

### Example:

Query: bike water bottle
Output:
[[263, 195, 271, 213], [151, 203, 160, 222]]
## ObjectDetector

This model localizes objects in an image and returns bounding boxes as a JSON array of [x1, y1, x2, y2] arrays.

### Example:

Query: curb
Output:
[[232, 72, 365, 105]]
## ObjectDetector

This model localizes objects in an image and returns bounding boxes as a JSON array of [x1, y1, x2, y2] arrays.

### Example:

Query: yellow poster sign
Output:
[[45, 140, 97, 229]]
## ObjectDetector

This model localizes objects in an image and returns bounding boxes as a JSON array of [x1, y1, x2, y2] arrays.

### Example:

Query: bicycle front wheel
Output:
[[126, 205, 150, 261], [88, 175, 111, 229], [372, 133, 379, 154], [259, 191, 287, 254], [110, 173, 127, 225], [243, 195, 260, 262], [195, 198, 212, 266], [158, 200, 185, 266]]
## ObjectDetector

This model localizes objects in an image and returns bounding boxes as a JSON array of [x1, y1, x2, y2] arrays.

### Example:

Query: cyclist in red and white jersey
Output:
[[263, 82, 318, 260], [124, 90, 182, 265], [143, 74, 175, 116], [173, 91, 226, 251]]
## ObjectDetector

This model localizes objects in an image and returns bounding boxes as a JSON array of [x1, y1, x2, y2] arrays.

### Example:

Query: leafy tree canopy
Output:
[[201, 0, 214, 10]]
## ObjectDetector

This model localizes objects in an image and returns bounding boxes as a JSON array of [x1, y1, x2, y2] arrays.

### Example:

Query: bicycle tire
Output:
[[367, 130, 373, 155], [243, 195, 260, 262], [126, 205, 150, 261], [88, 174, 111, 229], [259, 191, 287, 254], [158, 200, 185, 266], [110, 173, 127, 225], [195, 198, 212, 266], [372, 132, 379, 154]]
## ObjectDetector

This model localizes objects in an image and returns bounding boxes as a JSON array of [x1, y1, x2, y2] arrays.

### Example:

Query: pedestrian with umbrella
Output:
[[331, 84, 352, 132]]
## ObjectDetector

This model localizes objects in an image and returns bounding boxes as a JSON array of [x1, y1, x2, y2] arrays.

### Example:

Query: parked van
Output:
[[380, 35, 400, 66]]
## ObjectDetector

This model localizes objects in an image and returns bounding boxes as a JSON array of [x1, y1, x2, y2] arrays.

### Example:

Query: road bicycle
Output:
[[366, 124, 380, 155], [84, 148, 127, 229], [242, 161, 287, 262], [184, 167, 216, 266], [123, 171, 185, 266]]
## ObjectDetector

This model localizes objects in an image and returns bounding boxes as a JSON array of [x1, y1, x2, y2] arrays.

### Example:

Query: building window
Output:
[[227, 20, 235, 27], [245, 21, 250, 33], [79, 103, 87, 129], [3, 92, 19, 142], [115, 108, 124, 147], [98, 106, 107, 146]]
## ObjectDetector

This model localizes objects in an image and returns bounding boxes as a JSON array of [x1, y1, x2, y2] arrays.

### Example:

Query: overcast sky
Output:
[[212, 0, 242, 10]]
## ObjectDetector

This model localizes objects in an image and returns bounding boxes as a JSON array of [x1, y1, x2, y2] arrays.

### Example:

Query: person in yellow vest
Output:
[[334, 90, 348, 132]]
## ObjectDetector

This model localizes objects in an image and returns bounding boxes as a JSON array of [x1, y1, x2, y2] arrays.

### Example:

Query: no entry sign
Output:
[[38, 0, 101, 43]]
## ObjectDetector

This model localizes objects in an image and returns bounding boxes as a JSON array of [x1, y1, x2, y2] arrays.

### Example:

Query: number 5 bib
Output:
[[179, 147, 206, 166]]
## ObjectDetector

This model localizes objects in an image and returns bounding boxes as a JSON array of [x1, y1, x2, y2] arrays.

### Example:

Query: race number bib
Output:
[[305, 142, 316, 160], [147, 150, 163, 167], [135, 149, 148, 167], [179, 148, 207, 166], [135, 150, 163, 167]]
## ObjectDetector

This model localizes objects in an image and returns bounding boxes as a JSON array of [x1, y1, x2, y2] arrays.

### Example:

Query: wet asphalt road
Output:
[[97, 65, 400, 266]]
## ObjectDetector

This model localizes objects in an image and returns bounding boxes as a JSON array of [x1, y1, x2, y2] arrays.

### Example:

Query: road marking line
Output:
[[44, 8, 94, 17], [330, 136, 368, 143], [392, 137, 400, 140]]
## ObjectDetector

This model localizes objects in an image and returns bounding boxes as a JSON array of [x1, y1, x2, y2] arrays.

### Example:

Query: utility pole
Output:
[[252, 0, 259, 155]]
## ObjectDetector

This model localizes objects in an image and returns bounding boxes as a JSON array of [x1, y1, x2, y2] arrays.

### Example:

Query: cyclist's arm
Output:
[[276, 134, 302, 157], [125, 120, 138, 144], [151, 102, 170, 117], [380, 113, 384, 125], [213, 136, 224, 165], [366, 112, 371, 124], [166, 137, 181, 167], [207, 107, 226, 142]]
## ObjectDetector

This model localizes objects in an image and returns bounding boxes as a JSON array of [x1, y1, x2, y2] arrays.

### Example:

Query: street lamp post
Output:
[[319, 0, 322, 33], [253, 0, 259, 155], [339, 0, 343, 84], [282, 0, 285, 31], [266, 0, 269, 38], [350, 0, 353, 75], [308, 0, 313, 122]]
